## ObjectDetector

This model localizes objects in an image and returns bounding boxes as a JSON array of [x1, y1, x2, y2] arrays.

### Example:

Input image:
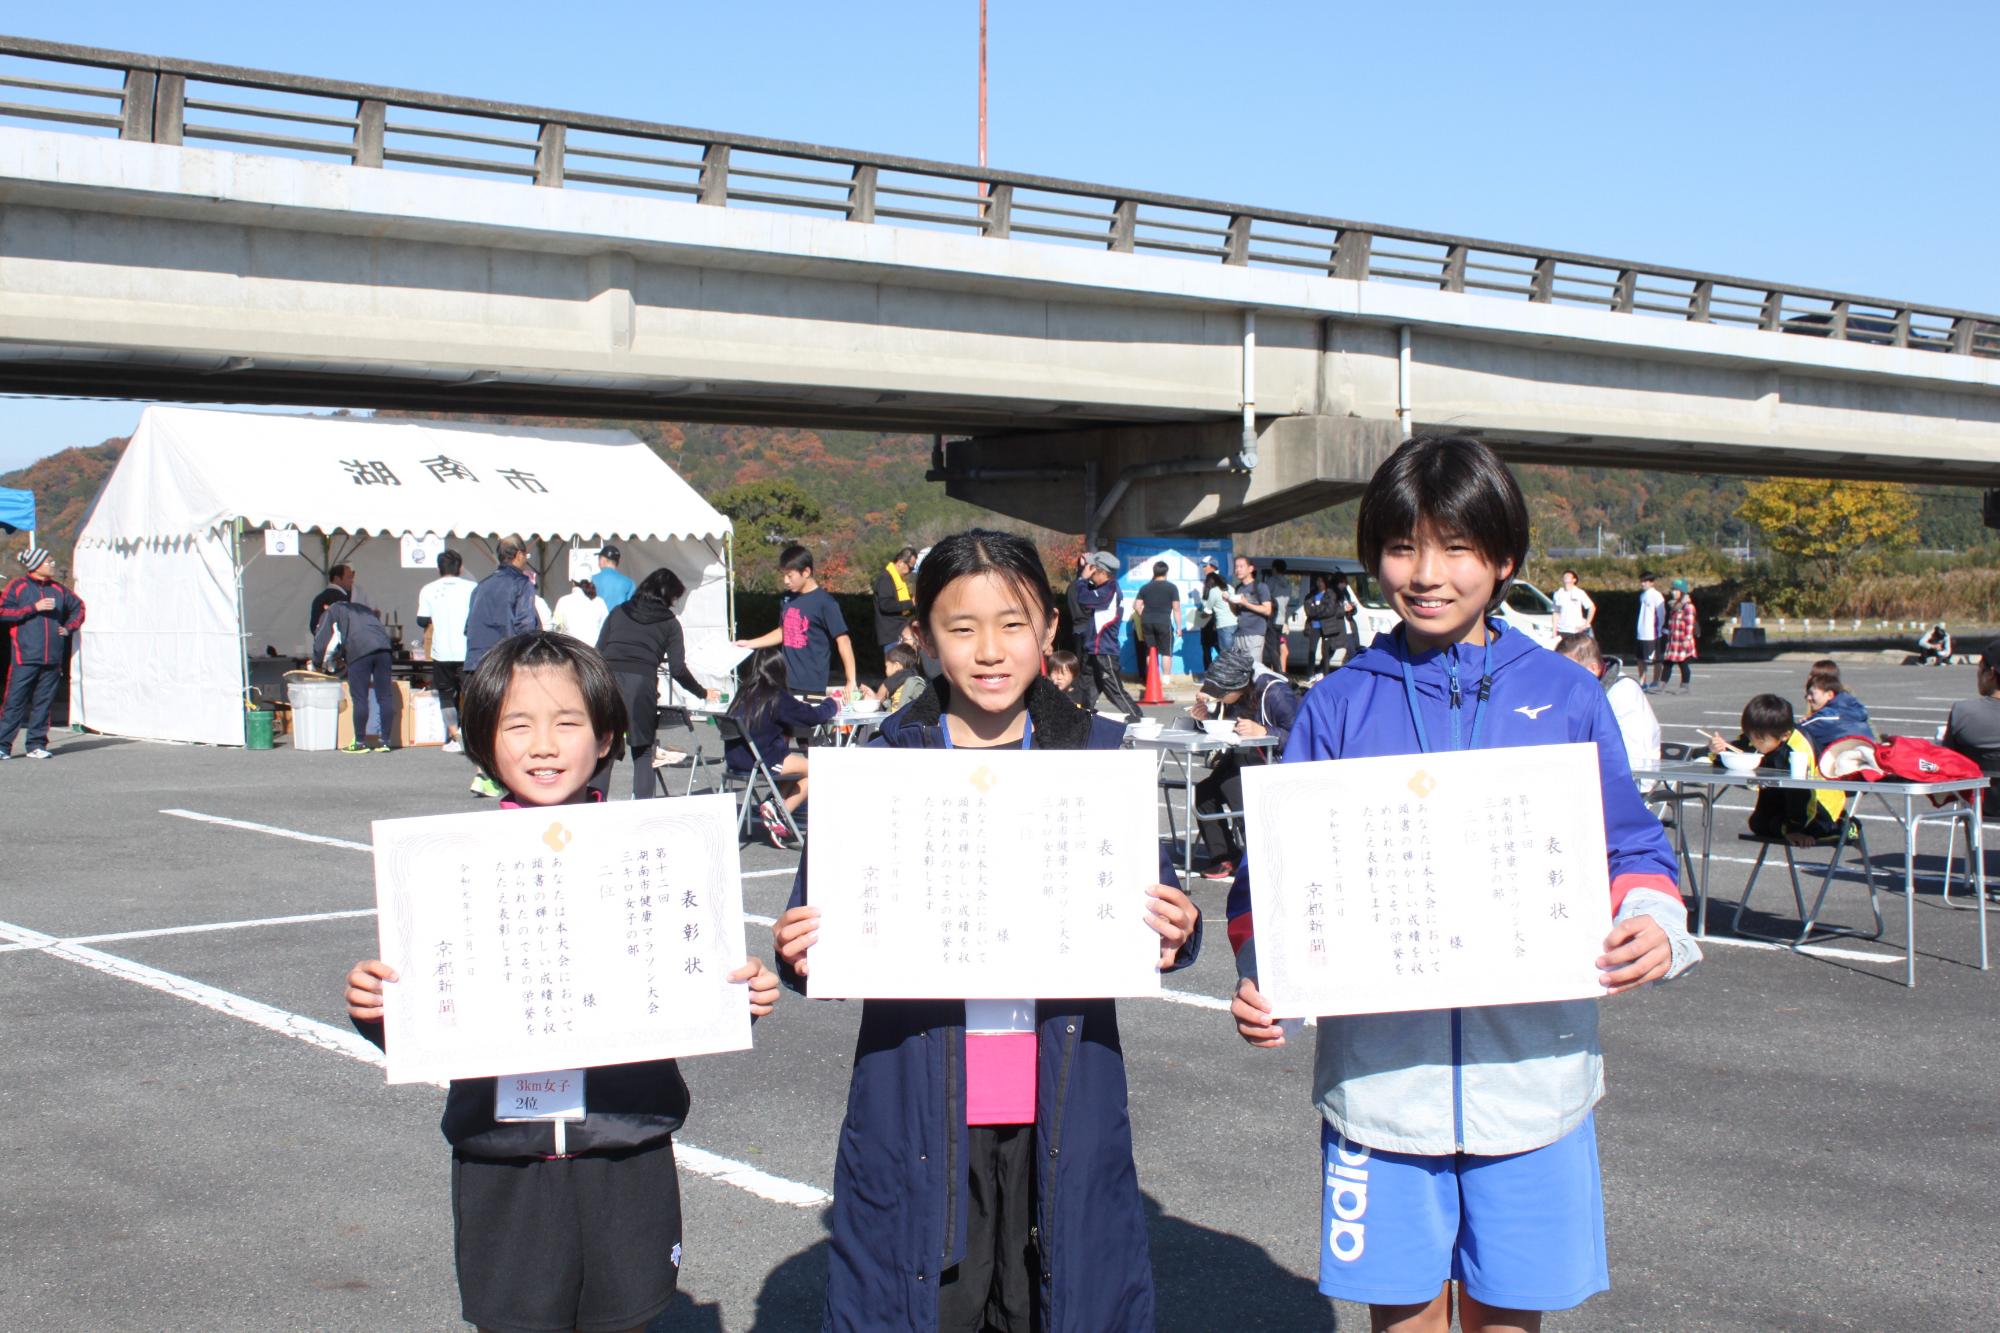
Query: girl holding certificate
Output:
[[343, 632, 779, 1333], [1227, 438, 1699, 1333], [772, 529, 1202, 1333]]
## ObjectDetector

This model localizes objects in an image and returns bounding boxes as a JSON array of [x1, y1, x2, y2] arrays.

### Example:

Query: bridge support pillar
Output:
[[936, 414, 1402, 541]]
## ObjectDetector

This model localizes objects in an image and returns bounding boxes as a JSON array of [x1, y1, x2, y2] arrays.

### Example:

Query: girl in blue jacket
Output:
[[772, 529, 1202, 1333], [1228, 437, 1699, 1333]]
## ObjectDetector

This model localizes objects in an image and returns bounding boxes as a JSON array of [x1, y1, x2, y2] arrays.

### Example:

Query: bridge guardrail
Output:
[[3, 33, 1996, 361]]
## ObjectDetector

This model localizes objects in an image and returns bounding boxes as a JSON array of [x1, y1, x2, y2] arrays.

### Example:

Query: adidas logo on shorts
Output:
[[1326, 1139, 1372, 1262]]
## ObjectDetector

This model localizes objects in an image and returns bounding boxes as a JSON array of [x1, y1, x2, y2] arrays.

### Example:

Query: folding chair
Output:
[[660, 707, 725, 797], [1927, 792, 1991, 909], [1158, 767, 1245, 879], [1729, 812, 1884, 946], [710, 714, 803, 845]]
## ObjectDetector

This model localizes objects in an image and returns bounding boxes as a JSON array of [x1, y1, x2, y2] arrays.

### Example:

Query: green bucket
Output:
[[244, 708, 275, 751]]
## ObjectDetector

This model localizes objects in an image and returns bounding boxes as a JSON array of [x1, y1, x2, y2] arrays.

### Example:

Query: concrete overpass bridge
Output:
[[4, 34, 2000, 541]]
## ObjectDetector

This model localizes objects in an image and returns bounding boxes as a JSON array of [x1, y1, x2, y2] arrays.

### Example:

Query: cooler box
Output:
[[288, 681, 342, 751]]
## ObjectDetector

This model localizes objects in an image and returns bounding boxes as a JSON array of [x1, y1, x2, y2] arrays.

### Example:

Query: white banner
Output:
[[1243, 743, 1611, 1018], [803, 747, 1163, 999], [263, 527, 300, 557], [372, 794, 751, 1084], [567, 547, 602, 582]]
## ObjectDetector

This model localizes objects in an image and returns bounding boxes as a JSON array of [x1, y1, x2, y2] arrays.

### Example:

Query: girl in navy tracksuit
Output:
[[771, 530, 1202, 1333], [1229, 438, 1700, 1332], [726, 645, 838, 845]]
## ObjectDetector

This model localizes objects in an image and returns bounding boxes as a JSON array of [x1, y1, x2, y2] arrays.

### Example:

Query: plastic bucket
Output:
[[287, 680, 343, 752], [244, 708, 275, 751]]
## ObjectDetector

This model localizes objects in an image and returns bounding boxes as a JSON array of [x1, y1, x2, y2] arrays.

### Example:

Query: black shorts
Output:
[[1637, 640, 1662, 664], [1137, 621, 1176, 653], [452, 1138, 683, 1333], [431, 659, 463, 720]]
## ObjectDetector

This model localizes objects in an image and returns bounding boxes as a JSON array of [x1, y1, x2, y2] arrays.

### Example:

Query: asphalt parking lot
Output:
[[3, 658, 1996, 1331]]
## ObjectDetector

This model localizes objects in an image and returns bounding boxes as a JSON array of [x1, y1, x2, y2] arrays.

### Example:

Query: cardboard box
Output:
[[337, 680, 441, 749]]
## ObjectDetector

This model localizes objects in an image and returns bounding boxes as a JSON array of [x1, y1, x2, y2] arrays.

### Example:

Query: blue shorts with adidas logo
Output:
[[1319, 1114, 1608, 1311]]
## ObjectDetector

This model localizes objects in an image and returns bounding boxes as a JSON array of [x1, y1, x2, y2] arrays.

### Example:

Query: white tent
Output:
[[73, 407, 735, 746]]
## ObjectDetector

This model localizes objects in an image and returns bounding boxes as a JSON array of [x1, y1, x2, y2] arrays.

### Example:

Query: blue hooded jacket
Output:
[[781, 675, 1198, 1333], [1227, 620, 1692, 1156], [1799, 690, 1875, 751]]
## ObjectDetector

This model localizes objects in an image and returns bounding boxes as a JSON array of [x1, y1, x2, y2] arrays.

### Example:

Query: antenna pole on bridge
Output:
[[978, 0, 988, 173]]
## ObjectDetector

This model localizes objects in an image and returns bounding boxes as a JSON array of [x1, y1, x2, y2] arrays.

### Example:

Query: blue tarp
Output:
[[0, 486, 34, 534], [1113, 536, 1233, 675]]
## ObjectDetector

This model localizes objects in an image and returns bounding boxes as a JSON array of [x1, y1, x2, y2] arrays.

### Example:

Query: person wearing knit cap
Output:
[[1188, 646, 1298, 878], [1, 548, 87, 759], [1075, 550, 1142, 722]]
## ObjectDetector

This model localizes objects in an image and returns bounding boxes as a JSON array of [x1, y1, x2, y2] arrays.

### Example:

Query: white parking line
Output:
[[162, 808, 372, 852], [0, 917, 394, 1062], [0, 915, 832, 1209], [0, 908, 779, 953], [1695, 934, 1901, 965], [1159, 987, 1230, 1012], [70, 909, 379, 946], [161, 807, 806, 881], [1696, 709, 1949, 724]]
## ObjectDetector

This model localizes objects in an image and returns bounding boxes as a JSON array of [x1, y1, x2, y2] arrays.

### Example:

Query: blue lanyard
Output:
[[939, 714, 1035, 750], [1397, 625, 1493, 754]]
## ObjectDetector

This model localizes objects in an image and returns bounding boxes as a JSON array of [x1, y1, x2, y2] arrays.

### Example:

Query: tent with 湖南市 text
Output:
[[71, 407, 735, 746]]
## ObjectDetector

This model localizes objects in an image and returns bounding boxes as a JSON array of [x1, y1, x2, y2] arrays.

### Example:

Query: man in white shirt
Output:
[[1635, 571, 1667, 691], [1557, 631, 1660, 791], [414, 548, 477, 751], [1552, 569, 1597, 636]]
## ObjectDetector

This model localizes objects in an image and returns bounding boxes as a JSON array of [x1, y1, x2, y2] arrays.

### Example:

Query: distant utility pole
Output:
[[978, 0, 988, 171]]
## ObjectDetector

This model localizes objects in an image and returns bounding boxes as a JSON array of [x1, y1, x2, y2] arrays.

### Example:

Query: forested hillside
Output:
[[0, 441, 124, 566], [1257, 463, 1988, 559]]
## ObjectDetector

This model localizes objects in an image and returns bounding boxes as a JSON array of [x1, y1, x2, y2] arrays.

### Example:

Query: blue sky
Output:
[[4, 1, 1996, 472]]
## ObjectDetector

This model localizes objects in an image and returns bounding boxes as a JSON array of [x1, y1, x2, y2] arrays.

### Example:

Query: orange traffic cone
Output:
[[1140, 644, 1168, 706]]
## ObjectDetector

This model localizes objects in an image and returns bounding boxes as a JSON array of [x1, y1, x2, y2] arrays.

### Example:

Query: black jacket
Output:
[[596, 601, 704, 698], [354, 1016, 690, 1159], [2, 575, 84, 666], [308, 585, 348, 635], [872, 565, 916, 646]]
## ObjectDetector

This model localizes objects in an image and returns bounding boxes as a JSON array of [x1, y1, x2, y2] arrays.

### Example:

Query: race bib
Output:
[[495, 1069, 586, 1122]]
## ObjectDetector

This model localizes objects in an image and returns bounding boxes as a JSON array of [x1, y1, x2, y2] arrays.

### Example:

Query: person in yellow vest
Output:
[[871, 545, 918, 655], [1707, 692, 1846, 846]]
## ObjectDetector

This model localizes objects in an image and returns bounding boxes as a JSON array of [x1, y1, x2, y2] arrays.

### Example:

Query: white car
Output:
[[1495, 579, 1560, 649], [1267, 559, 1559, 655]]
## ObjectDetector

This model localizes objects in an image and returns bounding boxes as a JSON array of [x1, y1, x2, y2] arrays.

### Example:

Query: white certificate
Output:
[[372, 794, 751, 1084], [803, 746, 1163, 1000], [1242, 743, 1611, 1018]]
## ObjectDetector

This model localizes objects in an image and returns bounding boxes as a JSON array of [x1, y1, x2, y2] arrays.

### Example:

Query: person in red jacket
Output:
[[0, 548, 86, 760]]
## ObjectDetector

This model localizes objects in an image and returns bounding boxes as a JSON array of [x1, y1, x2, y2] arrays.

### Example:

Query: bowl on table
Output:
[[847, 696, 882, 715], [1128, 719, 1163, 740], [1200, 719, 1235, 739], [1717, 750, 1762, 774]]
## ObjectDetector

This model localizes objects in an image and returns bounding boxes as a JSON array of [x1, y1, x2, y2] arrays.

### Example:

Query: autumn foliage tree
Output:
[[1735, 478, 1919, 583], [712, 478, 824, 551]]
